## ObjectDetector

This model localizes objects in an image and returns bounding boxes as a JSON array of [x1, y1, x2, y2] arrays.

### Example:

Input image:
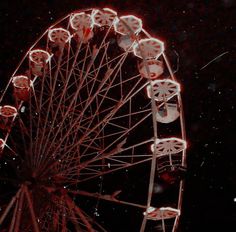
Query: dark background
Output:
[[0, 0, 235, 231]]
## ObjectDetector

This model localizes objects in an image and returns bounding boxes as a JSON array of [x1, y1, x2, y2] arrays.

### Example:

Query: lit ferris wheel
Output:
[[0, 8, 187, 232]]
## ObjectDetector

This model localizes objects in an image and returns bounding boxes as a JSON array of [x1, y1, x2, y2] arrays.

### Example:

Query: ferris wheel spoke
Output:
[[99, 72, 141, 94], [67, 209, 83, 232], [86, 51, 126, 77], [48, 105, 122, 169], [77, 155, 153, 184], [34, 41, 85, 165], [9, 191, 20, 232], [24, 186, 40, 232], [0, 187, 22, 226], [58, 139, 154, 184], [87, 46, 100, 79], [61, 208, 67, 232], [65, 195, 94, 232], [32, 60, 53, 163], [78, 79, 147, 149], [75, 59, 128, 141], [35, 45, 66, 163], [82, 85, 151, 150], [69, 190, 147, 210], [28, 80, 36, 167], [64, 42, 73, 85], [81, 210, 108, 232], [48, 137, 153, 185], [38, 41, 112, 161], [76, 45, 115, 109], [65, 194, 108, 232], [15, 116, 30, 150], [11, 187, 25, 232], [50, 98, 152, 172], [40, 53, 129, 166], [79, 68, 142, 131], [79, 108, 152, 159]]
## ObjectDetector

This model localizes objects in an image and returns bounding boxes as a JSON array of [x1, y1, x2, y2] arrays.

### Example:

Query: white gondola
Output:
[[144, 207, 180, 221], [12, 75, 32, 101], [146, 79, 180, 101], [114, 15, 142, 35], [48, 27, 71, 45], [133, 38, 164, 59], [0, 105, 17, 118], [91, 8, 117, 27], [151, 137, 186, 156], [138, 59, 164, 79], [69, 12, 94, 43], [0, 105, 17, 130], [29, 49, 51, 76], [29, 49, 51, 64], [70, 12, 93, 30], [156, 103, 180, 123], [117, 34, 135, 51]]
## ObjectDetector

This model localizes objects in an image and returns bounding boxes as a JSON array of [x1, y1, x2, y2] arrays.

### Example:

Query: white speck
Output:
[[20, 106, 26, 113]]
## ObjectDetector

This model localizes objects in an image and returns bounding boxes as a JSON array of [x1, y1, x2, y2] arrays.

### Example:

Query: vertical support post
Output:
[[9, 195, 20, 232], [14, 187, 25, 232], [66, 195, 94, 232], [0, 188, 21, 226], [24, 185, 40, 232]]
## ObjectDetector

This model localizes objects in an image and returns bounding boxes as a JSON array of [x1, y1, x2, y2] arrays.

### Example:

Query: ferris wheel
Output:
[[0, 8, 187, 232]]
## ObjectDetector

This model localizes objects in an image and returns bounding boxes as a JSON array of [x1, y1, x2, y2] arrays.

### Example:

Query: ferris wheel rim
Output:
[[0, 7, 187, 232]]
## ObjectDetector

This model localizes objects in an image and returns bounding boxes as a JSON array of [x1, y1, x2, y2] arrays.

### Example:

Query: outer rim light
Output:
[[102, 8, 118, 15], [0, 138, 5, 148], [160, 207, 181, 216], [29, 49, 51, 64], [156, 102, 180, 123], [133, 38, 165, 59], [70, 12, 94, 30], [144, 206, 180, 220], [91, 8, 117, 27], [114, 15, 143, 35], [150, 137, 187, 154], [143, 206, 156, 215], [48, 27, 72, 43], [12, 75, 32, 88], [146, 79, 181, 99], [0, 105, 18, 117], [138, 59, 164, 79]]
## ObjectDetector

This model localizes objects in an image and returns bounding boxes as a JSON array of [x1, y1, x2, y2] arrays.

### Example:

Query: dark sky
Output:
[[0, 0, 235, 231]]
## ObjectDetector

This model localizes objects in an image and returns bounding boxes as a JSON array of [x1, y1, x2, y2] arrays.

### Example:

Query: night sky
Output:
[[0, 0, 235, 231]]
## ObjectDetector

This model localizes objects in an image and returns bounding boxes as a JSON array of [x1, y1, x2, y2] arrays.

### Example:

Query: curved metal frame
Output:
[[0, 7, 186, 232]]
